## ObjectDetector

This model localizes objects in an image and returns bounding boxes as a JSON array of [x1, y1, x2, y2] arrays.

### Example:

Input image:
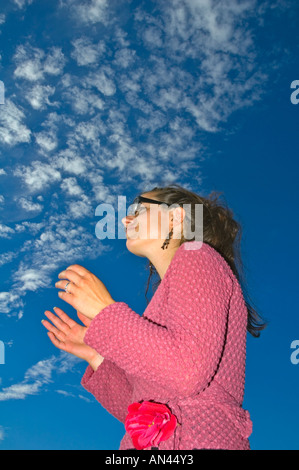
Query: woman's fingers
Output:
[[47, 332, 67, 351], [42, 319, 66, 342], [64, 264, 91, 277], [56, 290, 78, 310], [57, 268, 83, 285], [53, 306, 77, 329], [55, 279, 79, 296], [44, 310, 70, 334]]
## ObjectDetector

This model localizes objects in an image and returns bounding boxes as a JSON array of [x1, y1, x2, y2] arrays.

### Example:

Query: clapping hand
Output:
[[42, 307, 102, 367], [54, 264, 115, 320]]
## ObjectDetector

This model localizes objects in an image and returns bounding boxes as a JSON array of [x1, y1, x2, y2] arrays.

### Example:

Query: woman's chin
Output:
[[125, 237, 148, 257]]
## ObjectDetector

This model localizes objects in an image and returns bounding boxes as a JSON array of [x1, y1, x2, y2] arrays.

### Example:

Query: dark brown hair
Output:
[[140, 183, 267, 338]]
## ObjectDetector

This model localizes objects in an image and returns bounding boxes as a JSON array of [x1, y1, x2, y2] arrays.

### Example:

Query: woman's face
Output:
[[122, 193, 172, 257]]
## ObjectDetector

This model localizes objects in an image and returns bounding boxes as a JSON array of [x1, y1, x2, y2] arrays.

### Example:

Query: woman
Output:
[[42, 183, 267, 450]]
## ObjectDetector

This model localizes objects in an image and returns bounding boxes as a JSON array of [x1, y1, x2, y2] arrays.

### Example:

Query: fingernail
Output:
[[53, 306, 57, 310]]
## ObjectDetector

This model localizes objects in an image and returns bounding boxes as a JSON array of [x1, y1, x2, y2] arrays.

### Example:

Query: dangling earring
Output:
[[161, 227, 173, 250]]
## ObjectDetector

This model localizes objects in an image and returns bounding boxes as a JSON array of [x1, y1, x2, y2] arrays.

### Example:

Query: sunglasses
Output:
[[127, 196, 171, 217]]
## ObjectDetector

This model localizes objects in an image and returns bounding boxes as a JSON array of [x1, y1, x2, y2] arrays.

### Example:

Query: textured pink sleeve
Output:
[[81, 358, 133, 423], [83, 246, 233, 397]]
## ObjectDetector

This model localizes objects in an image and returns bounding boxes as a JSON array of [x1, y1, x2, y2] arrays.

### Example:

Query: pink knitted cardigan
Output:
[[81, 240, 253, 450]]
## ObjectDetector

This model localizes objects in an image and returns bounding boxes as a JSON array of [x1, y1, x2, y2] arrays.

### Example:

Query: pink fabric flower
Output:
[[125, 401, 178, 450]]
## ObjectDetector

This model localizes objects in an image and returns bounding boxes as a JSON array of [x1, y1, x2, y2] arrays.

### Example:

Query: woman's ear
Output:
[[170, 208, 185, 243], [172, 207, 185, 224]]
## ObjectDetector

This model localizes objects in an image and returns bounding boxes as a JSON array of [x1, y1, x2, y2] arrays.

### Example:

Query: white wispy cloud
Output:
[[24, 84, 58, 110], [17, 197, 43, 213], [0, 291, 23, 317], [71, 37, 106, 66], [13, 45, 44, 81], [34, 131, 58, 155], [143, 26, 163, 49], [62, 85, 105, 115], [14, 221, 46, 235], [60, 0, 109, 25], [13, 267, 51, 293], [0, 251, 18, 267], [113, 47, 136, 69], [0, 223, 15, 239], [129, 0, 269, 133], [60, 177, 83, 196], [56, 389, 92, 403], [52, 149, 89, 176], [85, 68, 117, 97], [67, 194, 93, 219], [13, 161, 62, 193], [0, 212, 112, 316], [13, 0, 34, 9], [0, 98, 31, 146], [0, 352, 82, 401], [66, 118, 103, 154], [13, 44, 66, 82]]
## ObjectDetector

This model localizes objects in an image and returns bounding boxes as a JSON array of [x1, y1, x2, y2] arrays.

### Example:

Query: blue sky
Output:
[[0, 0, 298, 450]]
